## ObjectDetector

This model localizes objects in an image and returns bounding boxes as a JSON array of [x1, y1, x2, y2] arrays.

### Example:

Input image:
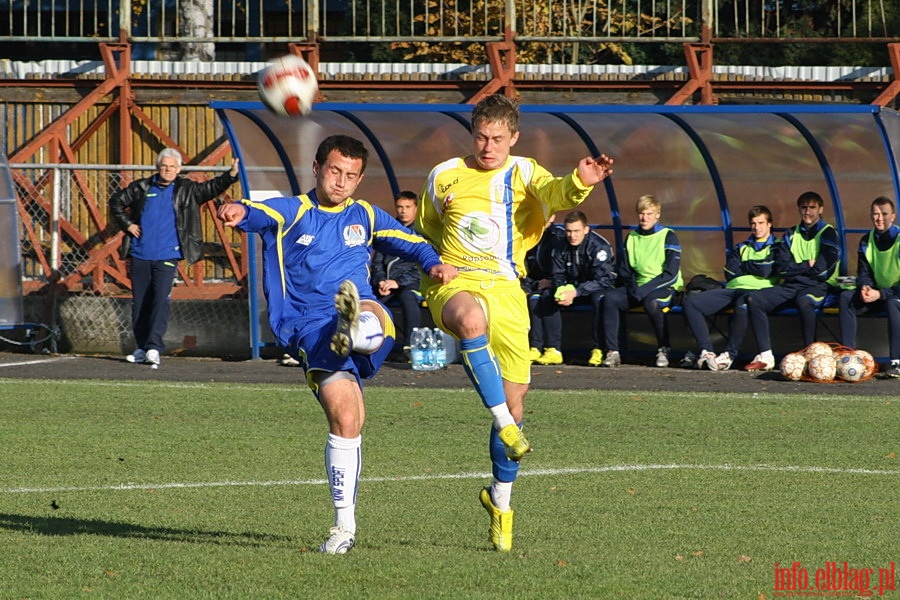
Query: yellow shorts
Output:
[[425, 276, 531, 385]]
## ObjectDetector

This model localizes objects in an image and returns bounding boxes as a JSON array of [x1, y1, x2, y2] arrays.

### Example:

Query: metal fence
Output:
[[1, 0, 896, 45], [11, 164, 243, 295]]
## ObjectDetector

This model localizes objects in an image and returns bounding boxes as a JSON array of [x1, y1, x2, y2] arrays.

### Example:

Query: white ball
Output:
[[779, 352, 807, 381], [803, 341, 833, 361], [854, 349, 877, 378], [835, 351, 865, 382], [807, 355, 837, 382], [257, 55, 318, 117]]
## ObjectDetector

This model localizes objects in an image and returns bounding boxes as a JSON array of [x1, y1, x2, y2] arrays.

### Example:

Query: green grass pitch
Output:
[[1, 378, 898, 599]]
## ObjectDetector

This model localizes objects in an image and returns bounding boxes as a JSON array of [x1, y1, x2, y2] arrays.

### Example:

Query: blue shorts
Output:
[[286, 306, 395, 394]]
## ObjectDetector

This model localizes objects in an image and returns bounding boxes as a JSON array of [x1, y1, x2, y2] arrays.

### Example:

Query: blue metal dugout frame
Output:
[[212, 101, 900, 359]]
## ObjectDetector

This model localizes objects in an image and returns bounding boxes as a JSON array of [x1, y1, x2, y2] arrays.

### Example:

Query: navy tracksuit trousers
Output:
[[682, 288, 751, 359], [130, 258, 178, 352], [380, 286, 422, 348], [603, 286, 675, 352], [839, 288, 900, 360], [530, 289, 606, 350], [746, 282, 828, 351]]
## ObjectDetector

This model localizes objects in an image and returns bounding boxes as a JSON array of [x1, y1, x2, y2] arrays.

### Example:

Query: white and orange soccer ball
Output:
[[779, 352, 807, 381], [257, 54, 319, 117], [806, 354, 837, 382], [855, 349, 877, 378], [835, 351, 866, 382], [803, 341, 834, 362]]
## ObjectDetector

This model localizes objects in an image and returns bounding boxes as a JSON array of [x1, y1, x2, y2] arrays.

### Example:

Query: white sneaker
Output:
[[145, 349, 160, 366], [655, 347, 670, 368], [697, 350, 719, 371], [743, 353, 775, 371], [714, 352, 733, 371], [602, 350, 621, 368], [319, 526, 355, 555], [126, 349, 146, 363]]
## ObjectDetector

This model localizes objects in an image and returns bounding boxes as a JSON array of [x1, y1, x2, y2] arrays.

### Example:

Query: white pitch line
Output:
[[0, 356, 78, 368], [0, 377, 894, 404], [2, 463, 898, 495]]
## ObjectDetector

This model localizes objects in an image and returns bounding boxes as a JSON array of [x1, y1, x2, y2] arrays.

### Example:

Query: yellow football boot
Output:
[[498, 424, 531, 461], [479, 487, 514, 552], [535, 348, 563, 365]]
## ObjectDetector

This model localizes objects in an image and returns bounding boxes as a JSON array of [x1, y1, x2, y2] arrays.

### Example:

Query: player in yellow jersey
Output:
[[418, 94, 614, 551]]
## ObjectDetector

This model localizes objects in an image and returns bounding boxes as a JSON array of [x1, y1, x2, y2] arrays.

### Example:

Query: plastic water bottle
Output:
[[410, 328, 427, 370], [433, 328, 447, 369], [422, 327, 436, 370]]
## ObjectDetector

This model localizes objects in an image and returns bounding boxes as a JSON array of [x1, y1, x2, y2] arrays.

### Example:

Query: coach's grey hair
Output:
[[156, 148, 183, 168]]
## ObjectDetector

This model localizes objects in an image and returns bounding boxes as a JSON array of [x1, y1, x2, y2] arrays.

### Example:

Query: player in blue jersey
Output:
[[219, 135, 457, 555]]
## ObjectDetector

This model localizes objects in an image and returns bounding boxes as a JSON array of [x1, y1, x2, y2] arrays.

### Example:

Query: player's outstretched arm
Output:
[[428, 263, 458, 284], [217, 202, 248, 227], [577, 154, 615, 187]]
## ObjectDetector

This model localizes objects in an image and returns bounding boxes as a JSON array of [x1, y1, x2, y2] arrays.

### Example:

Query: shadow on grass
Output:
[[0, 513, 295, 547]]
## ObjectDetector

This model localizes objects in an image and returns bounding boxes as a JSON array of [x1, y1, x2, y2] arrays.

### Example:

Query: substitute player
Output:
[[682, 205, 778, 370], [745, 191, 841, 370], [601, 194, 684, 368], [219, 135, 456, 554], [418, 94, 614, 552], [839, 196, 900, 377]]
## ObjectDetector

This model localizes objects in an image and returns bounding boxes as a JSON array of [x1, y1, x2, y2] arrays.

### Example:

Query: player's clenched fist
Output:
[[218, 202, 247, 227]]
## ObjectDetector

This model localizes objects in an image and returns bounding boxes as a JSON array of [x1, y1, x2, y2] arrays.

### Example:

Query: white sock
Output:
[[351, 312, 384, 354], [761, 350, 774, 363], [335, 506, 356, 534], [325, 433, 361, 533], [489, 404, 516, 430], [491, 480, 513, 512]]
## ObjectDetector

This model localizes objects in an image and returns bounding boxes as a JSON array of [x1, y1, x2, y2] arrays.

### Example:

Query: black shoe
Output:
[[388, 349, 410, 363]]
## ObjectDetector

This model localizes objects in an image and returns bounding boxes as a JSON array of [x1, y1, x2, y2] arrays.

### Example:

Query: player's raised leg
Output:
[[444, 291, 531, 459]]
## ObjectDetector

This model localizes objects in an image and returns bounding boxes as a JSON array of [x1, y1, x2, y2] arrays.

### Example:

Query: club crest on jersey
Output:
[[442, 193, 454, 211], [457, 213, 501, 253], [342, 224, 367, 247]]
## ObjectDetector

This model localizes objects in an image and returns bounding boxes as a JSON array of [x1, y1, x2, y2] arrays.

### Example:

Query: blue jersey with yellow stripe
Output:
[[235, 190, 442, 348]]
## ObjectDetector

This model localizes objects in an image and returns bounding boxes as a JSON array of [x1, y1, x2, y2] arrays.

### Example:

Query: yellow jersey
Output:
[[418, 155, 594, 283]]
